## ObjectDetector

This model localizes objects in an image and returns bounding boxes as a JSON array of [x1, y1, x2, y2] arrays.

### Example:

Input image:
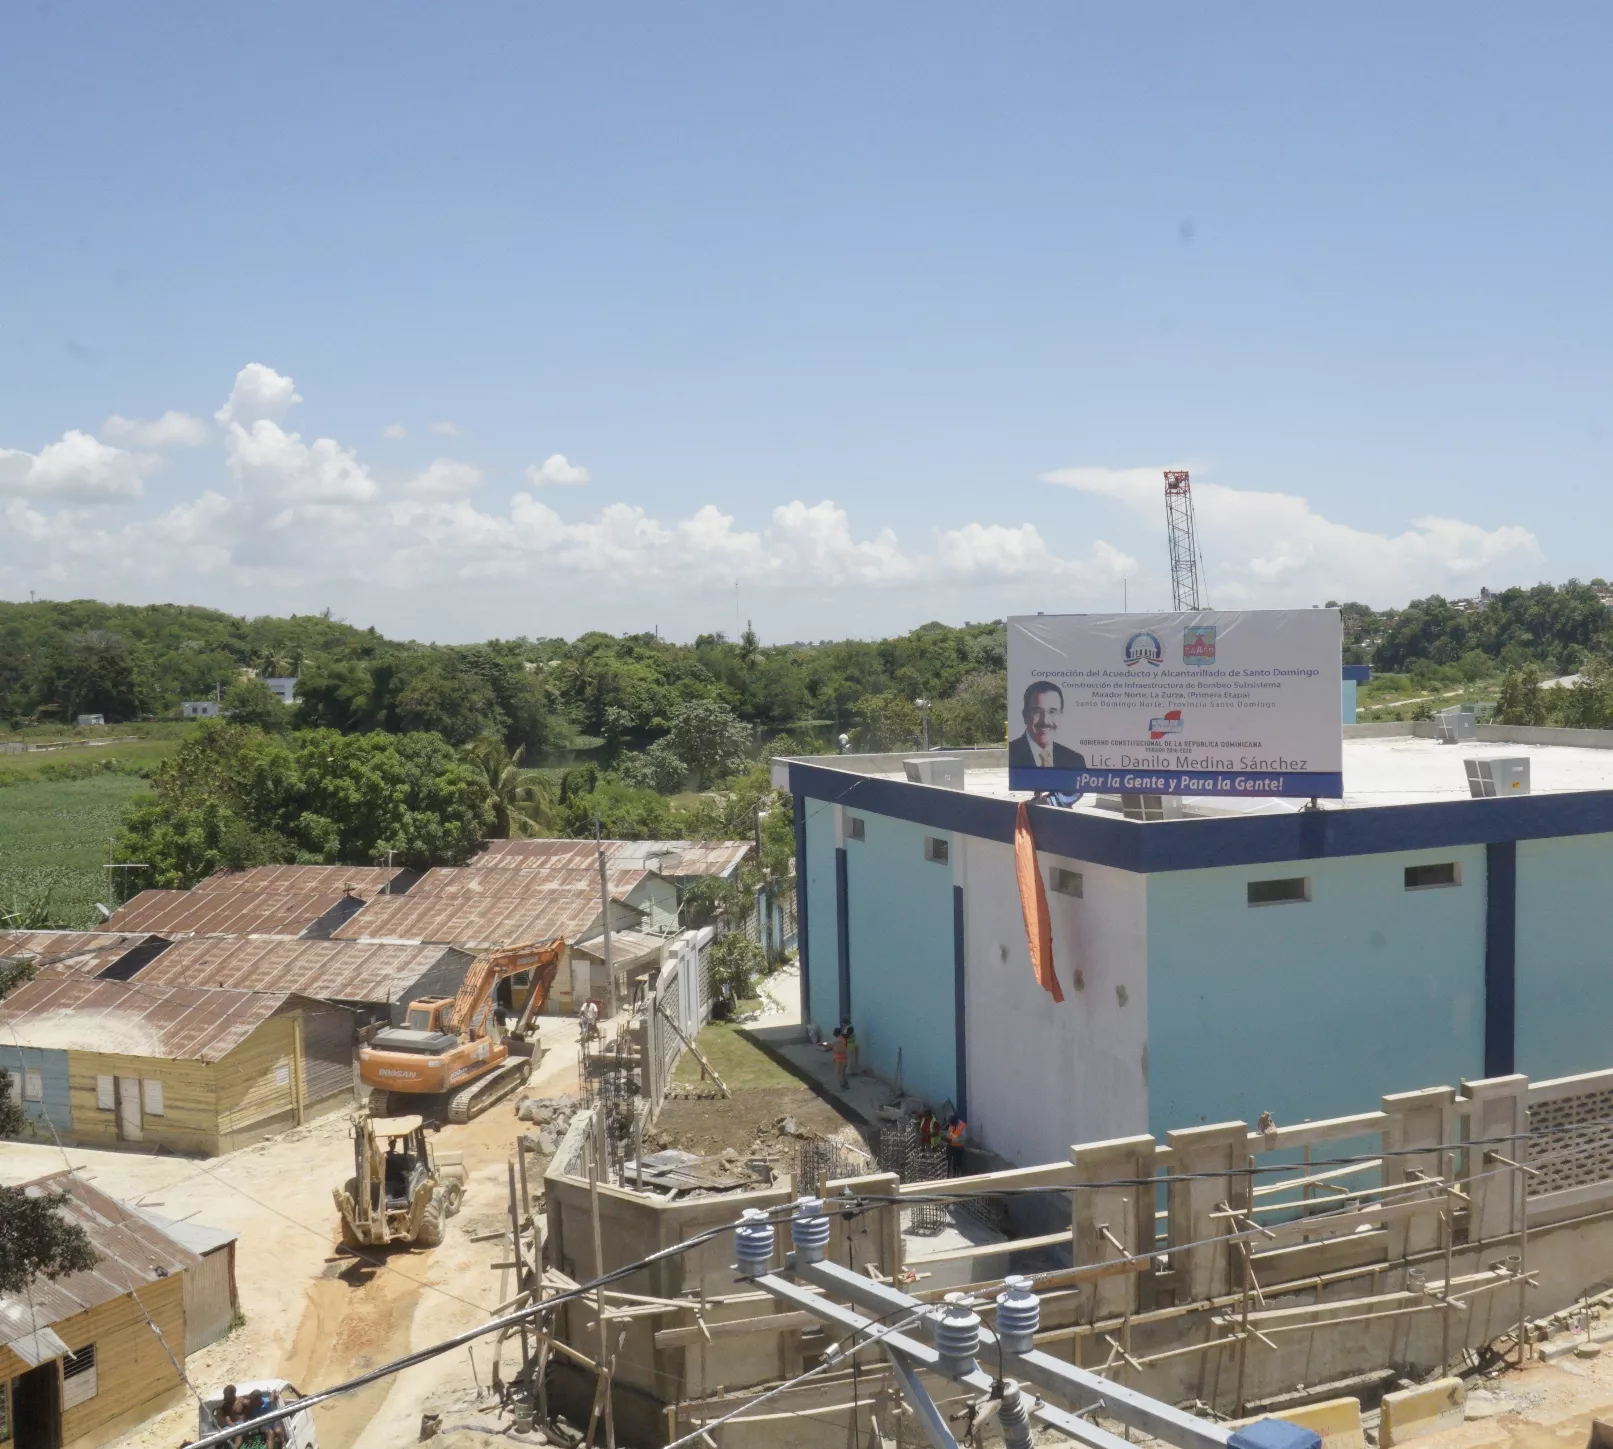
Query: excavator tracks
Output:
[[446, 1055, 534, 1124]]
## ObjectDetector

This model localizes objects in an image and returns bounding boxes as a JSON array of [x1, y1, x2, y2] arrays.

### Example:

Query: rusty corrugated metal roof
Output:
[[132, 936, 455, 1004], [334, 883, 641, 950], [406, 864, 651, 898], [0, 931, 154, 976], [99, 888, 351, 938], [0, 968, 290, 1061], [196, 863, 413, 894], [475, 838, 751, 877], [0, 1172, 202, 1346]]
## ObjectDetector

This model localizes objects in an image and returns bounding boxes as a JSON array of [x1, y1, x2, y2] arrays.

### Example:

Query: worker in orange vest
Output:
[[832, 1027, 848, 1088], [945, 1114, 967, 1175]]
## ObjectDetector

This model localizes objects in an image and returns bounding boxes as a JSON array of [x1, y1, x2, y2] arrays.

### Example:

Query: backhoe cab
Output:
[[333, 1114, 466, 1249]]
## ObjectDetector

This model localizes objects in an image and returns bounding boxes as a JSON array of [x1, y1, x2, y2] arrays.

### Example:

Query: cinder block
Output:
[[1235, 1399, 1364, 1449], [1380, 1377, 1466, 1446]]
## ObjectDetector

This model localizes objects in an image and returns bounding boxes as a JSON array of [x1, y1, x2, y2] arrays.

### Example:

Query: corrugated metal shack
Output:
[[0, 1172, 235, 1449], [0, 969, 357, 1154]]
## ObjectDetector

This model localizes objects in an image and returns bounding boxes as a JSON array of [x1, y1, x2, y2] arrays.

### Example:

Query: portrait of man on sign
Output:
[[1008, 680, 1085, 772]]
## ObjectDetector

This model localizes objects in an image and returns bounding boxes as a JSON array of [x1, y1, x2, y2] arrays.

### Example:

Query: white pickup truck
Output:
[[198, 1380, 317, 1449]]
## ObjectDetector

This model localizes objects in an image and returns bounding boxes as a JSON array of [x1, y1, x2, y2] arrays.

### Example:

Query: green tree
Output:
[[1495, 666, 1547, 726], [706, 931, 765, 1014], [852, 691, 920, 751], [116, 723, 494, 885], [1557, 657, 1613, 730], [557, 778, 676, 839], [464, 738, 556, 838], [221, 677, 292, 732], [666, 699, 751, 789], [0, 957, 98, 1288], [392, 655, 500, 745]]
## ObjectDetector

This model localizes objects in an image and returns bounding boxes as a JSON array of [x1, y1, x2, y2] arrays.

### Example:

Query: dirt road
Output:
[[0, 1016, 582, 1449]]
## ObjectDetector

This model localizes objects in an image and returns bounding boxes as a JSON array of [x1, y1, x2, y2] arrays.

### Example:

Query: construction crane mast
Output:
[[1163, 469, 1204, 611]]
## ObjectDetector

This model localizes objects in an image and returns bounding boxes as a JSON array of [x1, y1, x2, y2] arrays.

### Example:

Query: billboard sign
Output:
[[1006, 610, 1343, 798]]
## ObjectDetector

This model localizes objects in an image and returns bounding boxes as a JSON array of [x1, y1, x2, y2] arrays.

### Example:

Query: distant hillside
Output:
[[6, 583, 1610, 747], [0, 600, 402, 724]]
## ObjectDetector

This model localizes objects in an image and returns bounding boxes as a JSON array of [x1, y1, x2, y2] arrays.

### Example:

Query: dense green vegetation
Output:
[[114, 722, 496, 888], [10, 582, 1613, 927], [0, 771, 154, 929]]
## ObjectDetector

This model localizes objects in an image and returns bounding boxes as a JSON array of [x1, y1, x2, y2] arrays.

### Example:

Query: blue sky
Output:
[[1, 4, 1606, 642]]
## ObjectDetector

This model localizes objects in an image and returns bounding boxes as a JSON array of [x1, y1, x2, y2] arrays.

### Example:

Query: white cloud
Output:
[[223, 419, 380, 505], [0, 431, 149, 503], [430, 420, 460, 437], [405, 459, 482, 498], [0, 366, 1550, 639], [525, 453, 591, 487], [382, 423, 408, 440], [102, 411, 209, 448], [214, 363, 303, 428], [1043, 465, 1544, 605]]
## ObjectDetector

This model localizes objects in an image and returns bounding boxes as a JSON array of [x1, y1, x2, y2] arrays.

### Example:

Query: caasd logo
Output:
[[1124, 632, 1163, 668], [1149, 709, 1184, 740], [1183, 625, 1216, 666]]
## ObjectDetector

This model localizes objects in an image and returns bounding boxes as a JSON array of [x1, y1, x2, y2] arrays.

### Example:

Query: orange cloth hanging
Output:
[[1014, 801, 1063, 1002]]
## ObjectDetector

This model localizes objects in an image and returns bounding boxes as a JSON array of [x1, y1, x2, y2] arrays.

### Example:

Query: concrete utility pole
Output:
[[594, 815, 615, 1018]]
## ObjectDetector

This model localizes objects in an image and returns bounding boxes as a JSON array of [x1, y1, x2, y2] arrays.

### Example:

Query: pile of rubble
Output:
[[515, 1093, 579, 1158]]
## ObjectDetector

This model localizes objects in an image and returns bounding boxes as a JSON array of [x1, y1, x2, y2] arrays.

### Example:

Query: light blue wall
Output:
[[1342, 680, 1357, 723], [0, 1043, 72, 1138], [843, 810, 958, 1109], [1146, 846, 1487, 1136], [802, 796, 841, 1036], [1516, 832, 1613, 1082]]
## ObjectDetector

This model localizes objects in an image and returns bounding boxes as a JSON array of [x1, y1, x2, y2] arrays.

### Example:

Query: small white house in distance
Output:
[[182, 701, 220, 719], [262, 677, 298, 705], [75, 714, 104, 727]]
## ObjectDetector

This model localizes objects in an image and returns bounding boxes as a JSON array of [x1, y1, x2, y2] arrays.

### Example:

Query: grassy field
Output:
[[0, 736, 180, 782], [0, 772, 156, 930], [670, 1007, 800, 1091]]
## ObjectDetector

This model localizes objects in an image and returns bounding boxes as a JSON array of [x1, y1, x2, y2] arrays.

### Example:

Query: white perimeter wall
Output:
[[960, 833, 1149, 1167]]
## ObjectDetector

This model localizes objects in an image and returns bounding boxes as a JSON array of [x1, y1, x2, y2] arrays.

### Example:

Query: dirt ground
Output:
[[0, 1015, 584, 1449], [651, 1084, 868, 1160], [1413, 1350, 1613, 1449]]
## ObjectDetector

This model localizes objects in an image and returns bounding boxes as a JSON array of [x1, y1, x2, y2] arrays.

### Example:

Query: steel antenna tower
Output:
[[1163, 469, 1204, 611]]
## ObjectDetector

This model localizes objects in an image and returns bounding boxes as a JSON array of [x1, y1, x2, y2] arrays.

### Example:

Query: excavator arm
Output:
[[511, 947, 563, 1038], [448, 938, 565, 1040]]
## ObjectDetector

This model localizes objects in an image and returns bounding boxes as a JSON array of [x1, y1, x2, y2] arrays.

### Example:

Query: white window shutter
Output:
[[142, 1079, 165, 1116], [96, 1076, 115, 1111], [61, 1344, 97, 1407], [23, 1071, 42, 1103]]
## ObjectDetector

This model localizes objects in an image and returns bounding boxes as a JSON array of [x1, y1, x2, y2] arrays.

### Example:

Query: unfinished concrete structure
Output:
[[540, 1061, 1613, 1446]]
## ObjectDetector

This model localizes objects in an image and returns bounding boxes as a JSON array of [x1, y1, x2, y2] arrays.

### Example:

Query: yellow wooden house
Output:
[[0, 1173, 233, 1449], [0, 970, 357, 1156]]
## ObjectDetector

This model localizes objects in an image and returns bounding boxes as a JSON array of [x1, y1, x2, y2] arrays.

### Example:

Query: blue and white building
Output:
[[775, 724, 1613, 1167]]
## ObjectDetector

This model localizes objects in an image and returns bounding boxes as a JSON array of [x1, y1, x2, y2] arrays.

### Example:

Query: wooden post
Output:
[[595, 817, 616, 1019], [509, 1160, 532, 1388], [588, 1160, 616, 1449], [291, 1013, 306, 1126], [1516, 1154, 1529, 1367], [1234, 1158, 1253, 1415]]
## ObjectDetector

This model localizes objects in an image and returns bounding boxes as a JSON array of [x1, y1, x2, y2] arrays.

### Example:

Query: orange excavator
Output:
[[358, 938, 565, 1122]]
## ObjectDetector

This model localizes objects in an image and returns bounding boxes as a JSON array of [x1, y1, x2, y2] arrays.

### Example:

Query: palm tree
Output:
[[465, 737, 556, 838]]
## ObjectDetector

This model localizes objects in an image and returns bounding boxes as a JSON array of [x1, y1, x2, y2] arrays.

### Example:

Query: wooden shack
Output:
[[0, 1173, 222, 1449], [0, 970, 357, 1155]]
